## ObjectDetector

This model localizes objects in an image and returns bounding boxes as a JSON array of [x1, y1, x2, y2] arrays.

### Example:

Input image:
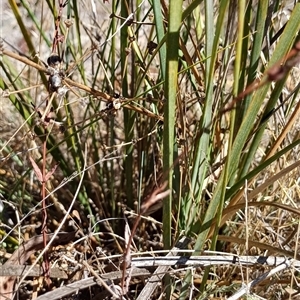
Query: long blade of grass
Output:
[[163, 0, 183, 250]]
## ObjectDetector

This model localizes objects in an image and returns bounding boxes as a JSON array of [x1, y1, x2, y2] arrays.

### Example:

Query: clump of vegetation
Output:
[[1, 0, 300, 299]]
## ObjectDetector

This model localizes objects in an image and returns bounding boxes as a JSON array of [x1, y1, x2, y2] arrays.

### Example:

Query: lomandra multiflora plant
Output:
[[1, 0, 300, 299]]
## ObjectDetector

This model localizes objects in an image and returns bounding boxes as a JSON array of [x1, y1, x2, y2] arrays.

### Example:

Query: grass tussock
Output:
[[1, 0, 300, 299]]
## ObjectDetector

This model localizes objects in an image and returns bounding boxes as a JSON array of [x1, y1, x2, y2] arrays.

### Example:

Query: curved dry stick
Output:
[[35, 268, 151, 300]]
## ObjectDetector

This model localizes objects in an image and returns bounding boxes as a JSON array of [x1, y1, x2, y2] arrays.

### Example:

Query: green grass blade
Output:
[[163, 0, 183, 250]]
